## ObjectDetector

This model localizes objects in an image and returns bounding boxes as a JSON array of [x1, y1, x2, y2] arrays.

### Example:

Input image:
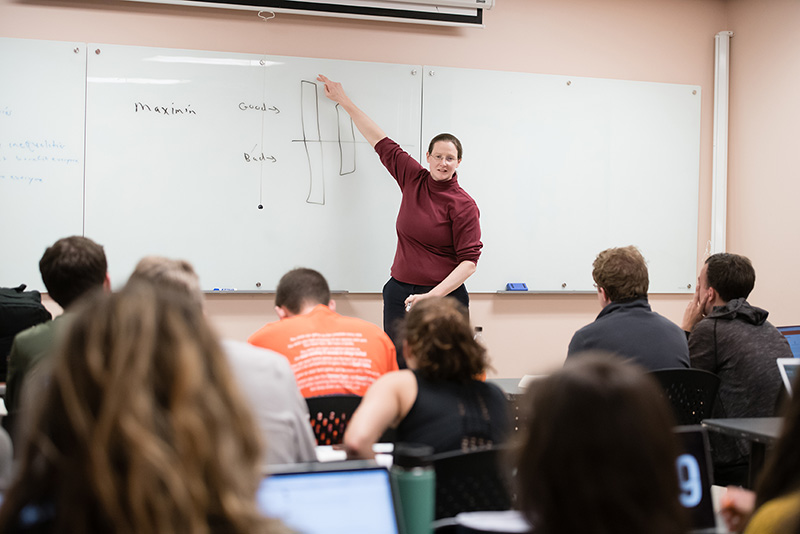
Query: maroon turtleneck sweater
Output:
[[375, 137, 482, 286]]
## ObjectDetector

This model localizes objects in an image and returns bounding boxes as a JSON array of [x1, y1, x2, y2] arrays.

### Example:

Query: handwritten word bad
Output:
[[134, 102, 196, 115], [243, 153, 277, 163]]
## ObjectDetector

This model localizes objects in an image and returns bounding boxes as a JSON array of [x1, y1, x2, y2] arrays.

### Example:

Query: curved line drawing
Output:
[[336, 103, 356, 176], [300, 80, 325, 205]]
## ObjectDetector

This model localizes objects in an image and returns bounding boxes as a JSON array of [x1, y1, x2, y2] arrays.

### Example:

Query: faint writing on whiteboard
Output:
[[1, 140, 80, 167], [14, 155, 79, 164], [7, 140, 65, 151], [134, 102, 197, 115], [0, 107, 11, 117], [0, 175, 44, 184], [238, 102, 280, 114]]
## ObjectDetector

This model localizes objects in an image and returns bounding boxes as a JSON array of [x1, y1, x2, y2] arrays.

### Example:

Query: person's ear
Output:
[[103, 272, 111, 292], [275, 305, 289, 319], [328, 299, 336, 312]]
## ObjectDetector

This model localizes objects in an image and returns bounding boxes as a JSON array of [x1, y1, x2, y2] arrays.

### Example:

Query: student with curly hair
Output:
[[343, 297, 509, 458]]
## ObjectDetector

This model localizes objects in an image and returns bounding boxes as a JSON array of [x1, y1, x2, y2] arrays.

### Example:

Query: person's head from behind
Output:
[[699, 253, 755, 308], [128, 255, 203, 310], [516, 352, 686, 534], [592, 245, 649, 305], [0, 282, 274, 533], [39, 236, 108, 309], [274, 268, 331, 318], [426, 133, 462, 182], [402, 297, 486, 383]]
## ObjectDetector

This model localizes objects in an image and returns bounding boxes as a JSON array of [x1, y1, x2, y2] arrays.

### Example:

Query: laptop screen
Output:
[[777, 326, 800, 358], [257, 464, 400, 534], [675, 426, 716, 532], [778, 358, 799, 396]]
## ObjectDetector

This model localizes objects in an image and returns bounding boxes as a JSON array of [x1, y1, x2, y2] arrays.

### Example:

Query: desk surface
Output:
[[488, 378, 525, 396], [702, 417, 783, 445]]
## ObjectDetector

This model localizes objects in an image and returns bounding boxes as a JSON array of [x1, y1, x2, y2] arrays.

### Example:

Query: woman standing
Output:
[[317, 75, 482, 368]]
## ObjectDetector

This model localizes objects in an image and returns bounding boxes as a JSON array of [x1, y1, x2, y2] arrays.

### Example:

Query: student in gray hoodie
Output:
[[683, 252, 792, 488]]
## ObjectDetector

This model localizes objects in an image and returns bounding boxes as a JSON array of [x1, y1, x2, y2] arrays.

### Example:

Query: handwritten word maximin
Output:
[[7, 140, 65, 152], [134, 102, 197, 115]]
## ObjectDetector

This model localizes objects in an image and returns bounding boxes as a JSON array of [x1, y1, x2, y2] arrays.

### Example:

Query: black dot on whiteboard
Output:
[[258, 204, 263, 210]]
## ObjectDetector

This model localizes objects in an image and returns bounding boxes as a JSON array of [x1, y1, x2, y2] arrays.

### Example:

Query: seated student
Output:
[[128, 256, 317, 467], [343, 297, 509, 458], [720, 374, 800, 533], [682, 252, 791, 487], [5, 236, 109, 441], [566, 245, 690, 371], [248, 268, 397, 398], [515, 352, 687, 534], [0, 282, 287, 534]]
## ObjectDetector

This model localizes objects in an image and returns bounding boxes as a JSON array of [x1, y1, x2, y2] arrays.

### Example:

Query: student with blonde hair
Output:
[[0, 282, 287, 534], [129, 256, 317, 466]]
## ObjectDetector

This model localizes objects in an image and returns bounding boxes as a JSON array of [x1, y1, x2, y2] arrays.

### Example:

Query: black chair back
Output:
[[649, 368, 721, 425], [305, 395, 362, 445], [431, 446, 513, 521]]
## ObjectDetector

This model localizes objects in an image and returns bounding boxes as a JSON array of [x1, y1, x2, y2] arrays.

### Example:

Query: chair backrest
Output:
[[431, 446, 513, 520], [649, 368, 721, 425], [305, 395, 362, 446]]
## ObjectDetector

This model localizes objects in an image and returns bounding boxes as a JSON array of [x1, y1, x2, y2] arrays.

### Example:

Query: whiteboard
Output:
[[0, 38, 86, 292], [85, 45, 420, 291], [421, 66, 701, 293], [1, 39, 702, 294]]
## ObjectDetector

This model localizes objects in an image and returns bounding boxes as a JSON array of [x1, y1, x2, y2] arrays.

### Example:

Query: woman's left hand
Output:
[[404, 292, 434, 311]]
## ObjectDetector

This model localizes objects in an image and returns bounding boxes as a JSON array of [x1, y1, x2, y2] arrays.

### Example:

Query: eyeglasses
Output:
[[430, 154, 457, 163]]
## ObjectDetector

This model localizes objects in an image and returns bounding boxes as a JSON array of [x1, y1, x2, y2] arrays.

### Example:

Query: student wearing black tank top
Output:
[[343, 297, 509, 458]]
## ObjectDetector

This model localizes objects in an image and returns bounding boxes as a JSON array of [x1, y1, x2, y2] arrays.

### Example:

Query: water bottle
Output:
[[391, 443, 435, 534]]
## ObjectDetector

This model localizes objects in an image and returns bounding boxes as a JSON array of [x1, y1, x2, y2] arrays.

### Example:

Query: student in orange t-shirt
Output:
[[248, 268, 397, 398]]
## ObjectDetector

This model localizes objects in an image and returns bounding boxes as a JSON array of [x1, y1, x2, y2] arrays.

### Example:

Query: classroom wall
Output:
[[7, 0, 733, 376], [726, 0, 800, 326]]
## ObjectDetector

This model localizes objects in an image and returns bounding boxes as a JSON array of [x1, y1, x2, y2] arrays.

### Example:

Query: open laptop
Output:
[[257, 460, 403, 534], [675, 425, 718, 533], [777, 326, 800, 358], [778, 358, 800, 397]]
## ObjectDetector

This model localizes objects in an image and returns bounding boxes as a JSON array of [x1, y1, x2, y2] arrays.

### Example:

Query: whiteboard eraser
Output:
[[505, 283, 528, 291]]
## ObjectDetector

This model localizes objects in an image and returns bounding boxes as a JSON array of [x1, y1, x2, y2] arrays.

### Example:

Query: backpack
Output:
[[0, 285, 52, 382]]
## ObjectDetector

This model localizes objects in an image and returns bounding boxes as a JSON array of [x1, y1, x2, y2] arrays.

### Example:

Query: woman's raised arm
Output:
[[317, 74, 387, 148]]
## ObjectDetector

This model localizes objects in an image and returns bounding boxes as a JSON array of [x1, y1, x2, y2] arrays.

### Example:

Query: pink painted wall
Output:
[[8, 0, 733, 376], [726, 0, 800, 326]]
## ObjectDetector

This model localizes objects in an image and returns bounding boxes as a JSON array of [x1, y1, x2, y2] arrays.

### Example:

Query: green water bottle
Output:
[[391, 443, 436, 534]]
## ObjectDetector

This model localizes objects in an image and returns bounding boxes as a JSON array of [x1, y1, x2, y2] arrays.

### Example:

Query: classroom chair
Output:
[[431, 446, 514, 523], [649, 368, 721, 426], [305, 395, 362, 446]]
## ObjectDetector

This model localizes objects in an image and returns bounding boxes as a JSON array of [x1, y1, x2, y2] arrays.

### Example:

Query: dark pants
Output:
[[382, 277, 469, 369]]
